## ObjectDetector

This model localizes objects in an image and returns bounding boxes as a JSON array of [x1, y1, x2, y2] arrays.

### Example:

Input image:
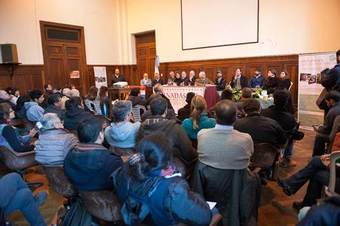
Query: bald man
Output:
[[197, 100, 253, 170]]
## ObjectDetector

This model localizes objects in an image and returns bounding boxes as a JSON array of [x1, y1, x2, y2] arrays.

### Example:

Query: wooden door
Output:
[[135, 32, 156, 83], [40, 21, 88, 94]]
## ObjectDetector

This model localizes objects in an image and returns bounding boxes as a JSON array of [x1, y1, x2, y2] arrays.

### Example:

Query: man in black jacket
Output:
[[137, 97, 197, 169], [45, 93, 65, 120], [234, 98, 287, 148], [111, 68, 126, 85], [215, 70, 226, 91], [63, 97, 94, 131], [313, 91, 340, 156], [262, 90, 298, 166]]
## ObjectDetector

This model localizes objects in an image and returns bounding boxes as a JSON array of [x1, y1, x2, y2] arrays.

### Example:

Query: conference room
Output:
[[0, 0, 340, 225]]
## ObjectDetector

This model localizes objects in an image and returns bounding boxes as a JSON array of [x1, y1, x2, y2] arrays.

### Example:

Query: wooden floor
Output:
[[6, 129, 316, 226]]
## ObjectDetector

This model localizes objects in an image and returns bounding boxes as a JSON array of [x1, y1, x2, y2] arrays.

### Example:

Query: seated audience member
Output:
[[140, 73, 152, 87], [174, 72, 182, 86], [234, 99, 287, 147], [41, 83, 53, 108], [167, 71, 176, 85], [235, 87, 253, 118], [25, 89, 45, 123], [195, 71, 213, 86], [45, 93, 65, 120], [35, 113, 78, 165], [215, 70, 226, 91], [64, 118, 123, 191], [264, 69, 278, 94], [152, 72, 164, 86], [182, 95, 216, 140], [197, 100, 253, 169], [177, 92, 195, 122], [143, 84, 176, 120], [0, 103, 36, 152], [277, 154, 333, 210], [194, 100, 260, 225], [137, 97, 197, 168], [98, 86, 110, 118], [220, 89, 233, 100], [0, 90, 16, 107], [180, 71, 189, 86], [5, 87, 20, 98], [14, 95, 31, 119], [312, 91, 340, 156], [112, 134, 212, 226], [188, 70, 196, 86], [250, 68, 265, 88], [297, 196, 340, 226], [105, 100, 141, 150], [0, 173, 47, 226], [84, 86, 101, 115], [262, 89, 299, 166], [231, 68, 248, 89], [277, 71, 292, 90], [63, 97, 93, 131], [127, 88, 146, 107]]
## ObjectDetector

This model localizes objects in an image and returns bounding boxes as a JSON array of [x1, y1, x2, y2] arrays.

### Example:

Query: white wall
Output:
[[124, 0, 340, 64], [0, 0, 119, 64]]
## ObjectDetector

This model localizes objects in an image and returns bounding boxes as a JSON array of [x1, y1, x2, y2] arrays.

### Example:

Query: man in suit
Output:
[[112, 68, 126, 85], [152, 72, 164, 86], [231, 68, 248, 89], [250, 68, 265, 88], [214, 70, 226, 91]]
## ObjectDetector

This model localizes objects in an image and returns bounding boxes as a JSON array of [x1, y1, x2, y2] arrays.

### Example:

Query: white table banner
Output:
[[162, 86, 205, 114]]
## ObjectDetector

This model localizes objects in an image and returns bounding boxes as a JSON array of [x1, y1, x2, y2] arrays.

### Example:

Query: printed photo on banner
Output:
[[298, 52, 337, 128], [94, 66, 108, 89]]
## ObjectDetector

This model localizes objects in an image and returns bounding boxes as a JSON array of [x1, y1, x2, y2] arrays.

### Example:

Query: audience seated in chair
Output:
[[234, 98, 287, 148], [182, 95, 216, 141], [177, 92, 195, 122], [84, 86, 102, 115], [278, 154, 333, 210], [105, 100, 140, 152], [127, 87, 146, 107], [193, 100, 259, 226], [25, 89, 45, 123], [143, 84, 176, 120], [44, 93, 65, 121], [137, 97, 197, 170], [262, 89, 299, 167], [63, 97, 94, 131], [297, 196, 340, 226], [35, 113, 78, 165], [313, 91, 340, 156], [111, 134, 212, 226], [64, 118, 123, 191], [0, 103, 36, 153], [0, 173, 47, 226]]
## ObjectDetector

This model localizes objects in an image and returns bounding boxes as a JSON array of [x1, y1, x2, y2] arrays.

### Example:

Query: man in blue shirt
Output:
[[250, 68, 264, 88]]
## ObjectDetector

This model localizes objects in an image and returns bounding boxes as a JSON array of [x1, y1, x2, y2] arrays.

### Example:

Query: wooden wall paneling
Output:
[[0, 65, 44, 94]]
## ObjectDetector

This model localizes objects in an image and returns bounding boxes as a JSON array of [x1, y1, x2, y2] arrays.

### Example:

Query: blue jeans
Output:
[[285, 157, 329, 206], [283, 139, 293, 160], [0, 173, 46, 226]]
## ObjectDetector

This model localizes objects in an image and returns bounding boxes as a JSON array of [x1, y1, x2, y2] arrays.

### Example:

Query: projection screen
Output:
[[181, 0, 259, 50]]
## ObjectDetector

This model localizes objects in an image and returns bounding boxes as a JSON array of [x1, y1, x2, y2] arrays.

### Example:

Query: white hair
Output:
[[40, 113, 61, 130], [199, 71, 206, 79]]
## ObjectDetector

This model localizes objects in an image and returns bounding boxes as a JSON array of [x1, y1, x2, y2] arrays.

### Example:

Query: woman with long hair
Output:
[[112, 134, 212, 226], [182, 95, 216, 141], [98, 86, 110, 117]]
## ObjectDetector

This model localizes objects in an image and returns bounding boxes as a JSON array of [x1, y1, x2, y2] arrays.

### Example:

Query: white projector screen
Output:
[[181, 0, 259, 50]]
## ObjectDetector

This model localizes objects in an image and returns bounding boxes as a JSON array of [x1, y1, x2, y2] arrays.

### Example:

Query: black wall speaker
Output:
[[0, 44, 19, 64]]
